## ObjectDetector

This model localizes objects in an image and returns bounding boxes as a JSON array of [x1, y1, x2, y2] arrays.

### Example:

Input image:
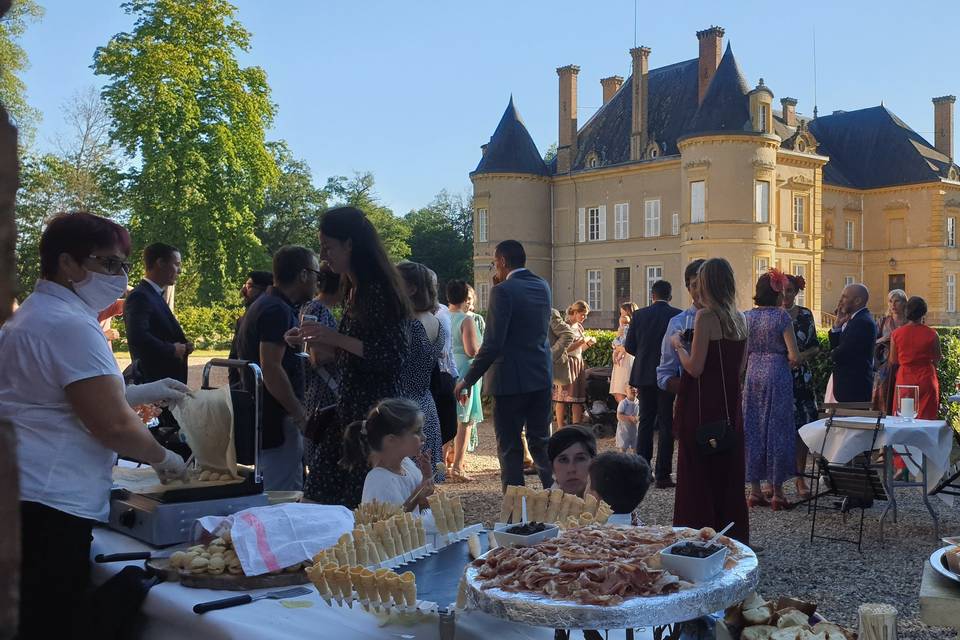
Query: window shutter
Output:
[[622, 203, 629, 239], [578, 208, 585, 243], [598, 205, 607, 241]]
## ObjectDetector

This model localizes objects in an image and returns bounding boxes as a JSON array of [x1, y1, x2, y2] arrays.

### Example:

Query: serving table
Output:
[[919, 560, 960, 640], [92, 527, 679, 639], [799, 417, 953, 537]]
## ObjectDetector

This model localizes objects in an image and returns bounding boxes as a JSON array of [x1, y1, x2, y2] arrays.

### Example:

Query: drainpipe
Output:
[[860, 195, 865, 283], [550, 180, 555, 293]]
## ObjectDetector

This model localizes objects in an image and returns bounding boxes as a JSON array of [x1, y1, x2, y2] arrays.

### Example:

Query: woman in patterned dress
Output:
[[445, 280, 484, 481], [873, 289, 907, 414], [300, 207, 411, 508], [397, 261, 446, 483], [553, 300, 595, 427], [742, 270, 800, 511], [782, 274, 819, 500]]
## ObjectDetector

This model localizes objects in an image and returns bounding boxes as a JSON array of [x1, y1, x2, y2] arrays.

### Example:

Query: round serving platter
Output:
[[465, 533, 759, 630], [929, 547, 960, 585]]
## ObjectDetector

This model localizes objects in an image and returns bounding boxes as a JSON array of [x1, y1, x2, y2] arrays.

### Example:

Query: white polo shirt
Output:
[[0, 280, 122, 521]]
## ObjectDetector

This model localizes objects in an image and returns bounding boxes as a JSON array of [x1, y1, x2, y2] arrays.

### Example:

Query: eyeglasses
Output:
[[88, 255, 132, 275], [304, 268, 322, 277]]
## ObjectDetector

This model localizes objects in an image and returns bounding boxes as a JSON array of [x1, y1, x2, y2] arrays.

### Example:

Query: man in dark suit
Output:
[[124, 243, 193, 384], [624, 280, 682, 487], [829, 283, 877, 402], [455, 240, 553, 490]]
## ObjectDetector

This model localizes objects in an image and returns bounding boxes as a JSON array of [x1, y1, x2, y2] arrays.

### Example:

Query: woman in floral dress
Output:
[[301, 207, 411, 508], [742, 270, 800, 511], [782, 274, 819, 499], [552, 300, 595, 427]]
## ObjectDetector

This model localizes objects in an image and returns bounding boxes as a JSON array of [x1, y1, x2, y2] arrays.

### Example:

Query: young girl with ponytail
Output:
[[342, 398, 434, 513]]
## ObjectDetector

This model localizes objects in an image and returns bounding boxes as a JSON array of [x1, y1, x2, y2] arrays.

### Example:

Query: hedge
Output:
[[584, 327, 960, 425], [114, 304, 242, 351]]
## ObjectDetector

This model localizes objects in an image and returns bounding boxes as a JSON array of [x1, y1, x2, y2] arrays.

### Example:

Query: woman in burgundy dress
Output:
[[669, 258, 750, 544]]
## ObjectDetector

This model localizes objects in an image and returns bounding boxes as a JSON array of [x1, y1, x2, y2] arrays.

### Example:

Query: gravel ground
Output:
[[143, 358, 959, 638], [441, 421, 960, 640]]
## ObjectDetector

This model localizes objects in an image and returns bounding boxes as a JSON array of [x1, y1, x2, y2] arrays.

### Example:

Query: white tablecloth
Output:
[[798, 417, 953, 496], [91, 528, 653, 640]]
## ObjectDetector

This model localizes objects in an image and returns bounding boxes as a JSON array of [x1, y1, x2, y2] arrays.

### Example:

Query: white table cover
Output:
[[798, 417, 953, 498], [91, 528, 657, 639]]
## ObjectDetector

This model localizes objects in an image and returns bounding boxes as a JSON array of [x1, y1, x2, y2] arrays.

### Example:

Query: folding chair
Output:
[[809, 404, 887, 551], [930, 427, 960, 498]]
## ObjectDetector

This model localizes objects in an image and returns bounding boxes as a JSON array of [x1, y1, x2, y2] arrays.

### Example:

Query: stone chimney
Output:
[[696, 26, 725, 105], [556, 65, 580, 174], [630, 47, 650, 161], [933, 95, 956, 160], [781, 97, 798, 127], [600, 75, 624, 105]]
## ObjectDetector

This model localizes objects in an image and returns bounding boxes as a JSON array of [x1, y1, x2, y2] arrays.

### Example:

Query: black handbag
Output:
[[304, 403, 339, 444], [430, 362, 458, 445], [695, 341, 737, 455]]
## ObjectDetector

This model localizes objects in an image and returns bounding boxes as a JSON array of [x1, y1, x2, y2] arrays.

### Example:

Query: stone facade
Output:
[[471, 27, 960, 327]]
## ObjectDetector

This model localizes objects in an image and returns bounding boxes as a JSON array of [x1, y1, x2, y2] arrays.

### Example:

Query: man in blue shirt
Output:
[[654, 259, 705, 487]]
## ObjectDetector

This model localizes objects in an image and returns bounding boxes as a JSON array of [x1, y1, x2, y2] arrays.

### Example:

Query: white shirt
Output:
[[833, 306, 869, 333], [434, 305, 459, 378], [506, 268, 527, 280], [360, 457, 423, 513], [0, 280, 122, 521]]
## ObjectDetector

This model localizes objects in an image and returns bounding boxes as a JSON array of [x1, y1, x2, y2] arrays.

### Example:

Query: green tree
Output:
[[254, 141, 327, 257], [0, 0, 43, 144], [405, 189, 473, 300], [94, 0, 278, 303], [325, 172, 411, 262]]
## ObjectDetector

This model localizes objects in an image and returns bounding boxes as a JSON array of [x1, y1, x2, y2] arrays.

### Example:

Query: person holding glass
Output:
[[889, 296, 941, 420], [552, 300, 595, 427], [446, 280, 484, 481]]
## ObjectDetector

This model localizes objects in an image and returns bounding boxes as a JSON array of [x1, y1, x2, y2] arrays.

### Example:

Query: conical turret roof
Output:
[[686, 44, 751, 134], [473, 96, 548, 176]]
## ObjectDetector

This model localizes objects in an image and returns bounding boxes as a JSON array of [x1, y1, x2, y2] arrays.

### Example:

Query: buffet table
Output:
[[91, 527, 669, 639], [798, 417, 953, 537]]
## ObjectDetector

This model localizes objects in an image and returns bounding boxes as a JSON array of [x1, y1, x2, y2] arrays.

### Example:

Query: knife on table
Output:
[[193, 586, 313, 614], [94, 546, 189, 563]]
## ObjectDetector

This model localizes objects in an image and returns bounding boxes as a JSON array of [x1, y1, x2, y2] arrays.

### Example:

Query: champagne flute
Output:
[[296, 313, 318, 358]]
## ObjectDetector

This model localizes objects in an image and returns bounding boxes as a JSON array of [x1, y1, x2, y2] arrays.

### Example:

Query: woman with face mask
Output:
[[0, 211, 190, 638]]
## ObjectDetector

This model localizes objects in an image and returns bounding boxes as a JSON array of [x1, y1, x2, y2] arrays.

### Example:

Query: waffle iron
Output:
[[108, 359, 269, 547]]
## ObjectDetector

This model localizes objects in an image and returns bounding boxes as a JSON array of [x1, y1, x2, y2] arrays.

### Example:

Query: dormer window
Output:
[[950, 166, 959, 181], [796, 138, 806, 152], [645, 140, 660, 159], [758, 104, 769, 133], [586, 152, 600, 168]]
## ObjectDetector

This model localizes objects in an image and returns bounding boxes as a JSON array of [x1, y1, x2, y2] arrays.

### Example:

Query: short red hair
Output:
[[39, 211, 131, 279]]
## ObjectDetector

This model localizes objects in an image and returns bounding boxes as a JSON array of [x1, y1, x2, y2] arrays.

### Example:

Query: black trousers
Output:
[[19, 502, 153, 640], [636, 385, 676, 481], [492, 388, 553, 490]]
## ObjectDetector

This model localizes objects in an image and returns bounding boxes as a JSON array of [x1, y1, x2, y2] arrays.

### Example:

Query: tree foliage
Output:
[[94, 0, 278, 303], [405, 189, 473, 300], [325, 172, 411, 262], [0, 0, 42, 143], [254, 140, 327, 257]]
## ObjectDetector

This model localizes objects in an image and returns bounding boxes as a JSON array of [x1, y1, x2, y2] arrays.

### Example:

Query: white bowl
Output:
[[265, 490, 303, 505], [658, 541, 728, 582], [493, 523, 559, 548]]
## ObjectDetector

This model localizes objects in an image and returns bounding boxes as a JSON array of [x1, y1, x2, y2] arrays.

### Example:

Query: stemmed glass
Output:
[[296, 312, 317, 358]]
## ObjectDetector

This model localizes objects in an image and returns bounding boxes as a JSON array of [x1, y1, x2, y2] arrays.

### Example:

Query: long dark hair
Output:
[[341, 398, 424, 469], [320, 206, 411, 323]]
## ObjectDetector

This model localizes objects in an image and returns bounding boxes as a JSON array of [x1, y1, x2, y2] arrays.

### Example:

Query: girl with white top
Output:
[[0, 212, 189, 637], [342, 398, 435, 513]]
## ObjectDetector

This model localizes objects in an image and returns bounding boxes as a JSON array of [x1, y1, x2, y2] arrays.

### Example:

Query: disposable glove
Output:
[[125, 378, 192, 408], [150, 448, 188, 484]]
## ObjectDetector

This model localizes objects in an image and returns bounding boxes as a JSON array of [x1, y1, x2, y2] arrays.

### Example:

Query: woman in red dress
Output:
[[669, 258, 750, 545], [889, 296, 941, 419]]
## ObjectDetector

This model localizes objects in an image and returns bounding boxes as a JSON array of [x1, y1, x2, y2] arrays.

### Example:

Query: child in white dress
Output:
[[342, 398, 434, 513]]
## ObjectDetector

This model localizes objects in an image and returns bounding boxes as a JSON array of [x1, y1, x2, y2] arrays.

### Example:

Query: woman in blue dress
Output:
[[743, 270, 800, 511], [445, 280, 484, 481]]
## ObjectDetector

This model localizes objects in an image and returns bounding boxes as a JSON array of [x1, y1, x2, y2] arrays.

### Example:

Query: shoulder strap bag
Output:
[[695, 340, 737, 455]]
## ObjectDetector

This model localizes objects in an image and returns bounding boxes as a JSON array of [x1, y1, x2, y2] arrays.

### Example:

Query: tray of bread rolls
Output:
[[165, 532, 310, 590]]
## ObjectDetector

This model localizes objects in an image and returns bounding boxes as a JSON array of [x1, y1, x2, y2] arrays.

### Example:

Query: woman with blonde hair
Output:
[[552, 300, 596, 427], [669, 258, 750, 544], [872, 288, 907, 414], [610, 302, 639, 403]]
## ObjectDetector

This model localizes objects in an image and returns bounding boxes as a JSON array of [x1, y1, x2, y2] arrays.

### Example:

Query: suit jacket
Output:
[[124, 280, 188, 383], [462, 269, 552, 395], [624, 300, 682, 388], [828, 308, 877, 402]]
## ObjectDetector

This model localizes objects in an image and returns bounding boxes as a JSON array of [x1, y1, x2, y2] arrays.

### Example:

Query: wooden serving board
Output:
[[177, 567, 309, 591], [145, 557, 181, 582]]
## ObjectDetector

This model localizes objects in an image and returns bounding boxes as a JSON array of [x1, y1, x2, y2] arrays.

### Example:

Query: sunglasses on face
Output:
[[88, 255, 132, 275]]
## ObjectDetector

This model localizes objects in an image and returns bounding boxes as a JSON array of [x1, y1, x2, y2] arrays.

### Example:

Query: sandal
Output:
[[795, 479, 812, 501], [747, 493, 770, 508], [771, 496, 791, 511], [449, 468, 473, 483]]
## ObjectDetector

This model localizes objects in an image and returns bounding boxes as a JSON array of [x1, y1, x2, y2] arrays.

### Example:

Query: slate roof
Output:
[[685, 44, 751, 135], [472, 96, 549, 176], [808, 106, 956, 189]]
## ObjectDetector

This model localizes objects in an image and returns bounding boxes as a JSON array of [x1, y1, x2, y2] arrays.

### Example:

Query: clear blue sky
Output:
[[19, 1, 960, 214]]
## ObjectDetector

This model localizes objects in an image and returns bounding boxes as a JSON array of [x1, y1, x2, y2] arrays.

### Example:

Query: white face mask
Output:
[[73, 269, 129, 313]]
